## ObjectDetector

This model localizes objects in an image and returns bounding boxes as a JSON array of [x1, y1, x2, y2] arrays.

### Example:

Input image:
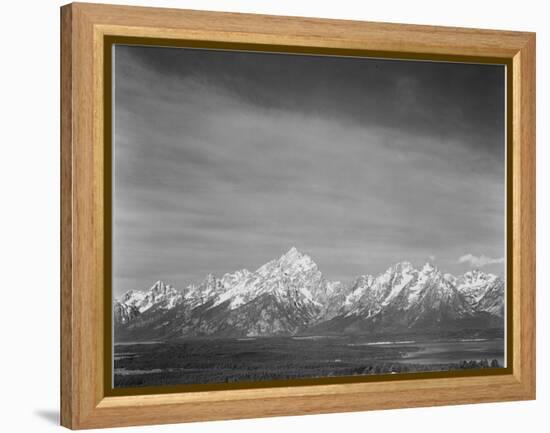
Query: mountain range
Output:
[[114, 247, 505, 341]]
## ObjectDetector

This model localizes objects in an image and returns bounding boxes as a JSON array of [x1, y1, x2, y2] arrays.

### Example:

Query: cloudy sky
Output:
[[113, 44, 506, 296]]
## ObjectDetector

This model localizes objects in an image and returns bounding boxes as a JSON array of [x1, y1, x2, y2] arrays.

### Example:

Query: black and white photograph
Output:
[[112, 44, 506, 389]]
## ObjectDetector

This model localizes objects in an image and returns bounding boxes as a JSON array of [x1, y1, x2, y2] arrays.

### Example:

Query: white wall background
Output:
[[1, 0, 546, 431]]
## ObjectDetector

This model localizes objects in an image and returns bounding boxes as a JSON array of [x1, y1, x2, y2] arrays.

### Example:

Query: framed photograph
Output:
[[60, 3, 535, 429]]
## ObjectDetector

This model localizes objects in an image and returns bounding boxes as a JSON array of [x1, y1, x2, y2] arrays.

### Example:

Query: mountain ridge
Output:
[[114, 247, 505, 340]]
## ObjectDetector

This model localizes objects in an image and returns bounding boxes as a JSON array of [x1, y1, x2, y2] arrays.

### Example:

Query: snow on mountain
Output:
[[113, 281, 183, 329], [119, 290, 147, 311], [215, 247, 333, 335], [474, 277, 505, 317], [457, 270, 498, 304], [113, 300, 139, 324], [334, 260, 477, 331], [384, 261, 417, 306], [119, 280, 183, 313], [187, 247, 328, 316], [114, 249, 505, 340], [342, 261, 440, 317], [211, 269, 253, 309], [455, 270, 504, 317], [184, 273, 225, 307]]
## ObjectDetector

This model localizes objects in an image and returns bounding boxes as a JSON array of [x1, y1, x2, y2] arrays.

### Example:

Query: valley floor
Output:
[[113, 329, 505, 388]]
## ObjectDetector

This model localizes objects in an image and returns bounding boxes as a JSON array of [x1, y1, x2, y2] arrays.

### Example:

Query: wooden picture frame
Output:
[[60, 2, 536, 429]]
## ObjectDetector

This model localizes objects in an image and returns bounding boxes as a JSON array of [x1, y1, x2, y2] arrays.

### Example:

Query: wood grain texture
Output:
[[512, 34, 536, 396], [60, 4, 73, 429], [60, 2, 536, 429]]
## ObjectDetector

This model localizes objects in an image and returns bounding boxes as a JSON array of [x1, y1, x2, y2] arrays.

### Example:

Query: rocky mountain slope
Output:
[[114, 248, 505, 341]]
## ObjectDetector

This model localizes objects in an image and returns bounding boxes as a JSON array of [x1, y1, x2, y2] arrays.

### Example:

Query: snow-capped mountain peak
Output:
[[277, 247, 318, 273], [219, 269, 251, 290], [421, 262, 437, 274], [456, 270, 500, 306], [118, 280, 182, 314], [254, 247, 319, 278], [461, 270, 497, 285]]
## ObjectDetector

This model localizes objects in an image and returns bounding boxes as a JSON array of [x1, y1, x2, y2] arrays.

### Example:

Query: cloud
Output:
[[458, 254, 504, 268], [112, 45, 506, 295]]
